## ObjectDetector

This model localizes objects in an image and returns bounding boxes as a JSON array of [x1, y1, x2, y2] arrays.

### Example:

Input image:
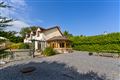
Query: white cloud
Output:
[[6, 20, 30, 32], [10, 0, 27, 6], [0, 0, 30, 32], [36, 19, 44, 23], [0, 0, 27, 18], [27, 19, 44, 24], [0, 0, 44, 32]]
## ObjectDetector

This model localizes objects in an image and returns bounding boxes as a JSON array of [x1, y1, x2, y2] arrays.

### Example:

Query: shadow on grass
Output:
[[0, 61, 110, 80]]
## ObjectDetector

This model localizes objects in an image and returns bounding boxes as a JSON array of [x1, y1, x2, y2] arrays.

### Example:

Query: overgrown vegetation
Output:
[[8, 43, 30, 49], [42, 47, 56, 56], [69, 32, 120, 54]]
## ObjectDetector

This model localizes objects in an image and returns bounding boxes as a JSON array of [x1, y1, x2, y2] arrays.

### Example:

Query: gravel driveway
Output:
[[0, 51, 119, 80]]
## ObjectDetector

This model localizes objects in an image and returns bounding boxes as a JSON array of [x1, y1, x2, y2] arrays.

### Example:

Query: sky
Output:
[[0, 0, 119, 36]]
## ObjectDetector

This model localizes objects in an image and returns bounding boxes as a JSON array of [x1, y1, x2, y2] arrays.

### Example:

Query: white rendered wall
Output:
[[35, 41, 38, 50]]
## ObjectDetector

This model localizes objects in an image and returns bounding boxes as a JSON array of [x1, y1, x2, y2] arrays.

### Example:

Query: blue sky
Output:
[[1, 0, 119, 36]]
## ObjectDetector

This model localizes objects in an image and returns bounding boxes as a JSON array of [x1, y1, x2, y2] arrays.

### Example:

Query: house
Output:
[[24, 26, 72, 53]]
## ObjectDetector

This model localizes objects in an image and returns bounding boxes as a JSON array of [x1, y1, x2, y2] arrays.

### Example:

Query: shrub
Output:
[[43, 47, 56, 56], [19, 43, 30, 49], [9, 43, 19, 49], [9, 43, 30, 49]]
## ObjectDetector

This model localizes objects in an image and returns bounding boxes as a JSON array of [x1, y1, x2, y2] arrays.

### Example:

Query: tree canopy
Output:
[[0, 2, 21, 43], [0, 2, 11, 8], [20, 26, 38, 37], [63, 30, 73, 37], [0, 2, 13, 31], [0, 31, 23, 43]]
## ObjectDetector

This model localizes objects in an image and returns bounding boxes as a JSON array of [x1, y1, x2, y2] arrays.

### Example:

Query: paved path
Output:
[[0, 51, 119, 80]]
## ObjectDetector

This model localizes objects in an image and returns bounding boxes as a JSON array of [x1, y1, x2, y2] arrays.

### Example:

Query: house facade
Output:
[[24, 26, 72, 53]]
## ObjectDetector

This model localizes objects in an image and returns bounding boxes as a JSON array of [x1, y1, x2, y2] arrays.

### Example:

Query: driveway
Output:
[[0, 51, 119, 80]]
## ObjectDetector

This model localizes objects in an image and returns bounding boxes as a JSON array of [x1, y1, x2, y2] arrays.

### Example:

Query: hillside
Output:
[[69, 32, 120, 53]]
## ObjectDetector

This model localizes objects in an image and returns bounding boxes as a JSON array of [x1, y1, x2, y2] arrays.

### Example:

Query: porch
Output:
[[47, 36, 72, 53]]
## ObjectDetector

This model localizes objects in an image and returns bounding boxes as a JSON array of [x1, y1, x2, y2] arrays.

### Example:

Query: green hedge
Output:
[[69, 32, 120, 53]]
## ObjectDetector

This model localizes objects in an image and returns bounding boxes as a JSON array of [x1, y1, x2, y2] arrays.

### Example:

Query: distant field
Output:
[[69, 32, 120, 54]]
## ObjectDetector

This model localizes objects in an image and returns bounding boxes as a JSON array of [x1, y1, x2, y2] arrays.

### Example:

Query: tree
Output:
[[0, 2, 14, 59], [30, 26, 38, 31], [0, 31, 23, 43], [0, 2, 11, 8], [63, 30, 69, 36], [20, 26, 38, 38], [0, 2, 13, 31], [63, 30, 73, 37], [20, 27, 31, 37]]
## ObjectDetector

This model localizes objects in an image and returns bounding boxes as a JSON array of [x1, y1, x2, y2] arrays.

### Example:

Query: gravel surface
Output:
[[0, 51, 119, 80]]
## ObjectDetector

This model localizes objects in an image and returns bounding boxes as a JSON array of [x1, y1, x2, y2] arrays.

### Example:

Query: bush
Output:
[[19, 43, 30, 49], [9, 43, 30, 49], [9, 43, 19, 49], [43, 47, 56, 56]]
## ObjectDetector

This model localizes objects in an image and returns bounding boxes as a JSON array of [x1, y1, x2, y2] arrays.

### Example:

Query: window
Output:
[[60, 43, 64, 48], [50, 43, 56, 48], [52, 43, 55, 48], [66, 43, 70, 48]]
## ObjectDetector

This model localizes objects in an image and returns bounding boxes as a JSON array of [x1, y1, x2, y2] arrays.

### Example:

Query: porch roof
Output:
[[47, 36, 69, 41]]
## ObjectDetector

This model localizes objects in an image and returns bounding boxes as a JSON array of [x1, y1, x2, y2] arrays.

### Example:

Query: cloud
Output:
[[27, 19, 44, 25], [0, 0, 30, 31], [6, 20, 30, 32], [0, 0, 27, 18], [0, 0, 44, 31], [10, 0, 27, 6], [36, 19, 44, 23]]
